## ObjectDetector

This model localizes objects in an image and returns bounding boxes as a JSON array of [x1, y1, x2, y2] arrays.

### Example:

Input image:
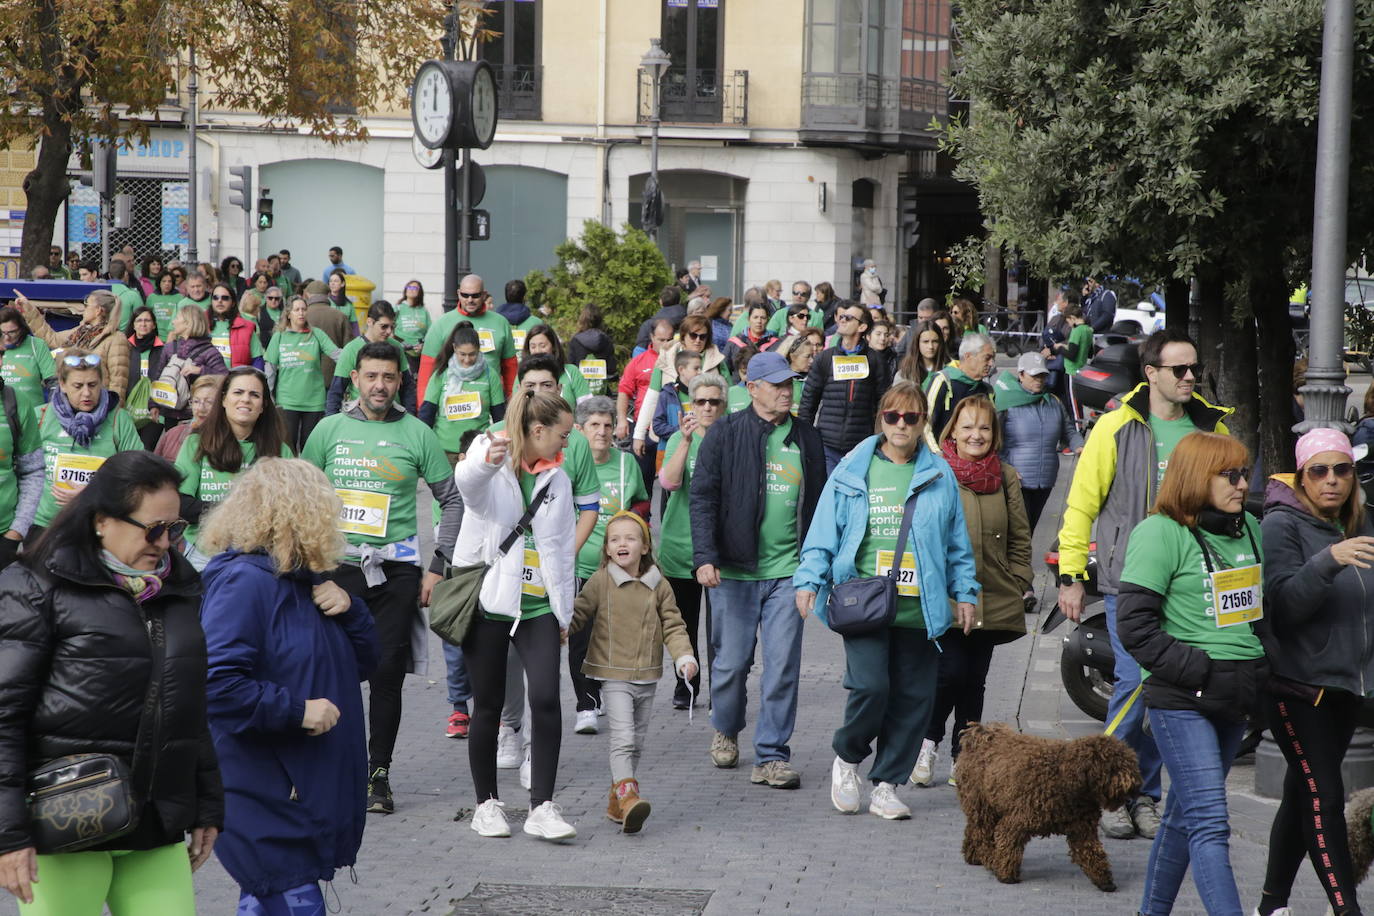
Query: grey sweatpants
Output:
[[603, 680, 656, 782]]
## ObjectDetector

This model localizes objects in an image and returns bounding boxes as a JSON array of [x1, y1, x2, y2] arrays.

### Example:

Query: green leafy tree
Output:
[[524, 220, 673, 361], [945, 0, 1374, 472]]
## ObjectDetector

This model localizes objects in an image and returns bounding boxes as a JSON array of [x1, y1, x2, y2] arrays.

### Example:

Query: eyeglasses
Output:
[[684, 331, 709, 340], [1306, 462, 1354, 481], [212, 295, 233, 302], [693, 397, 723, 408], [1216, 467, 1250, 486], [1151, 362, 1203, 380], [189, 397, 216, 409], [62, 354, 102, 368], [0, 328, 22, 340], [115, 514, 189, 544], [882, 410, 925, 427]]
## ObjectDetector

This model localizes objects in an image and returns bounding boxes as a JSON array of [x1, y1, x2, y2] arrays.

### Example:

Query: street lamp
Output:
[[640, 38, 671, 242]]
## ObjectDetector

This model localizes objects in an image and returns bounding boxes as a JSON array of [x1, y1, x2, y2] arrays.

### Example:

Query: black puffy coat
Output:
[[797, 344, 892, 453], [0, 545, 223, 854]]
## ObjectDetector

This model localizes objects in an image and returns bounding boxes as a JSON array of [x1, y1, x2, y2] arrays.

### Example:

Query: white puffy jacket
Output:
[[452, 434, 577, 627]]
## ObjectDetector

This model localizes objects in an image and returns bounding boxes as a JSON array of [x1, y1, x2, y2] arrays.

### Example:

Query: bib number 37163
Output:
[[1211, 563, 1262, 627], [54, 453, 105, 491]]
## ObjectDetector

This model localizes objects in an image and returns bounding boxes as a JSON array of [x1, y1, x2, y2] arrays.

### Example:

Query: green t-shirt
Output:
[[575, 449, 650, 578], [111, 283, 143, 331], [1149, 413, 1196, 489], [1064, 323, 1095, 374], [0, 389, 41, 531], [146, 294, 183, 339], [35, 404, 142, 527], [513, 470, 554, 620], [723, 419, 802, 581], [266, 328, 339, 412], [658, 431, 702, 579], [559, 365, 590, 407], [855, 454, 923, 628], [210, 318, 263, 367], [0, 336, 55, 404], [422, 364, 504, 452], [727, 384, 751, 414], [1119, 513, 1265, 669], [395, 304, 430, 357], [422, 308, 515, 382], [334, 336, 409, 400], [175, 434, 291, 546], [791, 378, 804, 417], [300, 411, 450, 547]]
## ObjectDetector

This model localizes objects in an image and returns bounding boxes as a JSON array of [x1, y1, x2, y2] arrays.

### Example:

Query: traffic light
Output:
[[227, 165, 252, 212], [77, 141, 117, 199], [257, 192, 273, 230], [899, 185, 920, 250]]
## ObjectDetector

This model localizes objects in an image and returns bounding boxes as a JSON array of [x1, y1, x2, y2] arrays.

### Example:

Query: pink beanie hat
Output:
[[1295, 428, 1355, 469]]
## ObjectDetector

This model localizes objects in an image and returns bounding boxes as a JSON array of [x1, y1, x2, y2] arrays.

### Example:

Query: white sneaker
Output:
[[519, 750, 531, 790], [523, 801, 576, 841], [912, 739, 937, 787], [574, 709, 599, 734], [1251, 909, 1293, 916], [869, 782, 912, 820], [470, 799, 510, 837], [830, 757, 861, 814], [496, 725, 521, 769]]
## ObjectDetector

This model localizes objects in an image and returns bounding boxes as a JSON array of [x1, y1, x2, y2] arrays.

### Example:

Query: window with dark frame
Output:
[[660, 0, 724, 122], [480, 0, 541, 120]]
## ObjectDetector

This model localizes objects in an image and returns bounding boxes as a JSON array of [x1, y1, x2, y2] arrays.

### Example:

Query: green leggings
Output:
[[19, 841, 194, 916]]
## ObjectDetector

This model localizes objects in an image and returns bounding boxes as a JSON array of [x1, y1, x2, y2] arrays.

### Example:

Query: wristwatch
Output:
[[1058, 573, 1078, 588]]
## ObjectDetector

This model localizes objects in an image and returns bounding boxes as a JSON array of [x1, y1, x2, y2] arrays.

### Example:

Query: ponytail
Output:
[[504, 389, 572, 470]]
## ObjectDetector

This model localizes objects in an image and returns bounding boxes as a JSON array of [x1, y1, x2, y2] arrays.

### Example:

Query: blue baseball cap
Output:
[[747, 350, 798, 385]]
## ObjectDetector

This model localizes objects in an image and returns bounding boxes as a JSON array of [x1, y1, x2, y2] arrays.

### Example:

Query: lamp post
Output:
[[186, 43, 199, 264], [640, 39, 671, 242]]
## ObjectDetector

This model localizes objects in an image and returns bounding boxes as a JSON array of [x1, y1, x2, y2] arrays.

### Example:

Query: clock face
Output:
[[471, 66, 497, 148], [412, 133, 443, 169], [412, 64, 452, 148]]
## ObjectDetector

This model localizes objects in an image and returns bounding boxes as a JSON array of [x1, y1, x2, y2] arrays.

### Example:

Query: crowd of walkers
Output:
[[0, 252, 1367, 916]]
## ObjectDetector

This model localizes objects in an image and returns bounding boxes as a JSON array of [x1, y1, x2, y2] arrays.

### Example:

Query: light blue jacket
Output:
[[793, 434, 980, 638]]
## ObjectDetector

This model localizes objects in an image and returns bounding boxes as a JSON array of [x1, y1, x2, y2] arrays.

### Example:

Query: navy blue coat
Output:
[[200, 551, 379, 897]]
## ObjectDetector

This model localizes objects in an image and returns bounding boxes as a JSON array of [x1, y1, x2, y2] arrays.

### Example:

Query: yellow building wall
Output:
[[0, 146, 35, 280], [721, 3, 804, 129]]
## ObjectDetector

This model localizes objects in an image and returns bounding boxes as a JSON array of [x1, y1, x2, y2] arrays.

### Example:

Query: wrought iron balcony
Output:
[[801, 73, 946, 145], [492, 64, 542, 121], [637, 67, 748, 126]]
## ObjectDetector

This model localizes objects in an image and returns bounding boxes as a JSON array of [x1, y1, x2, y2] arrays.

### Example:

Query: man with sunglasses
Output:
[[1057, 327, 1232, 840], [47, 247, 70, 280], [417, 274, 516, 400], [691, 351, 826, 789]]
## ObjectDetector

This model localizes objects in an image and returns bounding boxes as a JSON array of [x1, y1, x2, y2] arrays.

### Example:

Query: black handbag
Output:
[[429, 480, 552, 646], [827, 490, 918, 637], [24, 601, 163, 853]]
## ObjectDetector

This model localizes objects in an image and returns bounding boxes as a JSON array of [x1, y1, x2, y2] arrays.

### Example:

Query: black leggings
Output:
[[328, 562, 419, 771], [925, 629, 999, 759], [282, 409, 324, 454], [1261, 690, 1363, 916], [667, 576, 710, 700], [463, 613, 562, 807]]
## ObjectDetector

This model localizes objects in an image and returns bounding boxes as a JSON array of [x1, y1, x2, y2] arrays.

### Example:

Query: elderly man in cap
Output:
[[992, 351, 1084, 536], [690, 350, 826, 788]]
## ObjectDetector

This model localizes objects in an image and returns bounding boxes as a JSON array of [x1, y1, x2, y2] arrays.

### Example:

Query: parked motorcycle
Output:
[[1043, 541, 1113, 722]]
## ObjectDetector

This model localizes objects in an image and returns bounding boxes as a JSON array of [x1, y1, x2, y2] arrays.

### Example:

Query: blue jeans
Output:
[[443, 641, 471, 710], [709, 576, 803, 763], [823, 446, 846, 475], [1140, 708, 1246, 916], [1104, 593, 1162, 800]]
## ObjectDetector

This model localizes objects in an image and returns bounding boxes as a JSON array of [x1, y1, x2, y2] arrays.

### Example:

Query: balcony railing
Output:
[[492, 64, 542, 121], [801, 73, 945, 139], [637, 67, 748, 126]]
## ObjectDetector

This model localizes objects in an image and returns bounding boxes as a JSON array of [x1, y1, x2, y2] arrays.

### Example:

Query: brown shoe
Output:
[[614, 778, 652, 834], [606, 783, 623, 823]]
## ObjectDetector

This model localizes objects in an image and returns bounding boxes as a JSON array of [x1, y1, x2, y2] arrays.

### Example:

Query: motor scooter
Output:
[[1043, 541, 1113, 722]]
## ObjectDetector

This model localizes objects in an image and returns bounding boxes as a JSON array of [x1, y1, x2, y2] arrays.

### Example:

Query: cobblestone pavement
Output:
[[191, 457, 1335, 915]]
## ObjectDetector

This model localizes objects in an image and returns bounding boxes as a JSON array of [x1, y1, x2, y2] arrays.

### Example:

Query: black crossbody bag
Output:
[[827, 491, 918, 637]]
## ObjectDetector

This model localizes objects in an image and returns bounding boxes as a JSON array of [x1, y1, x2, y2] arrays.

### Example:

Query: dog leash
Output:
[[1103, 684, 1143, 738]]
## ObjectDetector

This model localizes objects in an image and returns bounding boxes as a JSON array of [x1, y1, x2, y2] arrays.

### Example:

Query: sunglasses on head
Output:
[[882, 410, 924, 426], [693, 397, 723, 407], [62, 354, 102, 369], [116, 514, 189, 544], [1216, 467, 1250, 486], [1306, 462, 1354, 481], [1151, 362, 1203, 380]]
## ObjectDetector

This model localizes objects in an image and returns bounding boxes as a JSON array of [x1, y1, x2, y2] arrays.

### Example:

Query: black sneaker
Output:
[[367, 767, 393, 814]]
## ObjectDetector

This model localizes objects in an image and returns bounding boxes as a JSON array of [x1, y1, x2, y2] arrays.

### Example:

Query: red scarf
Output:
[[941, 438, 1002, 494]]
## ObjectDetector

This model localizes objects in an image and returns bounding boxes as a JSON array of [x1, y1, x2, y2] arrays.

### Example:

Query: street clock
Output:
[[410, 59, 499, 150]]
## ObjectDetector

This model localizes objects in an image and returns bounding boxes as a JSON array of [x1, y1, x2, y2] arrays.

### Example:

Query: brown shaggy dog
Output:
[[957, 723, 1141, 891], [1347, 787, 1374, 885]]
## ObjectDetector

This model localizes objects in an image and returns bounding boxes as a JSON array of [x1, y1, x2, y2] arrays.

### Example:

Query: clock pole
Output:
[[444, 149, 458, 312], [458, 146, 472, 279]]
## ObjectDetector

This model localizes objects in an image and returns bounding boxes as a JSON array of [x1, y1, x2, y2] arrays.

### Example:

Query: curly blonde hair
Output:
[[197, 458, 346, 573]]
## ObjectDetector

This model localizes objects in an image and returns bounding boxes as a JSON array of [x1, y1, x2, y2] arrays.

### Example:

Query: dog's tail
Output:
[[956, 721, 1006, 759], [1347, 787, 1374, 884]]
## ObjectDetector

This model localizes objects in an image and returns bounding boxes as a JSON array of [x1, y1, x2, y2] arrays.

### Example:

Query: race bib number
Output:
[[521, 547, 546, 598], [833, 355, 870, 380], [476, 328, 496, 353], [150, 380, 179, 408], [443, 391, 482, 421], [54, 453, 105, 491], [212, 336, 232, 362], [336, 489, 392, 538], [1211, 563, 1262, 627], [512, 329, 527, 351], [140, 352, 150, 375], [579, 359, 607, 381], [876, 549, 920, 597]]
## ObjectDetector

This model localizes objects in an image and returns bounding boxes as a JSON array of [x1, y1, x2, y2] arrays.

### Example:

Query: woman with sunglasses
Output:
[[13, 289, 130, 402], [794, 381, 978, 819], [29, 349, 143, 543], [173, 366, 290, 571], [631, 314, 726, 460], [799, 302, 891, 474], [396, 280, 430, 380], [220, 258, 247, 297], [204, 284, 264, 371], [1117, 431, 1268, 916], [1253, 428, 1374, 916], [0, 451, 223, 915], [776, 336, 815, 415]]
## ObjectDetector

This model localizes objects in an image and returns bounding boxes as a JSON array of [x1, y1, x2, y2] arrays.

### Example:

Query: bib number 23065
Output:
[[1211, 563, 1262, 627]]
